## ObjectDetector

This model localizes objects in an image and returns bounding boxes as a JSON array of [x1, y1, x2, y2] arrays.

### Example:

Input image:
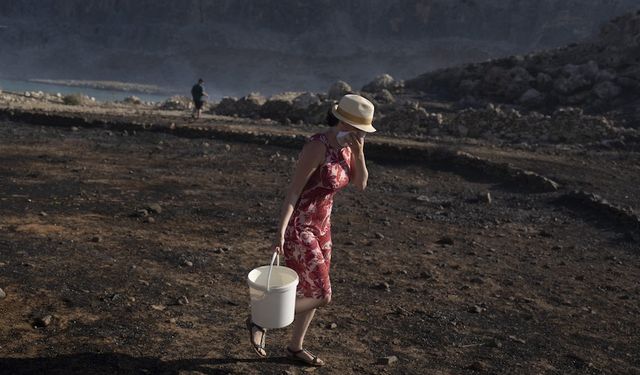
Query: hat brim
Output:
[[331, 105, 377, 133]]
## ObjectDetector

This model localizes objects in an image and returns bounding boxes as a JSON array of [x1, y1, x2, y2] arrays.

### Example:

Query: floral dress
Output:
[[284, 133, 352, 299]]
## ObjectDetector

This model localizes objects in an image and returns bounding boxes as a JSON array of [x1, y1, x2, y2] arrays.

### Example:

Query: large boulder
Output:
[[214, 97, 239, 116], [377, 104, 441, 135], [303, 101, 336, 125], [535, 73, 554, 91], [458, 79, 480, 95], [292, 92, 321, 110], [123, 96, 142, 105], [518, 88, 545, 108], [328, 81, 352, 100], [593, 81, 622, 100], [362, 74, 397, 93], [505, 66, 533, 100], [554, 61, 600, 95], [481, 67, 510, 97], [374, 89, 395, 104], [259, 92, 299, 123], [235, 93, 266, 117], [159, 96, 192, 110]]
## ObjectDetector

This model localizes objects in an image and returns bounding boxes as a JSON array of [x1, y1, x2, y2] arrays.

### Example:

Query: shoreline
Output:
[[28, 79, 175, 95]]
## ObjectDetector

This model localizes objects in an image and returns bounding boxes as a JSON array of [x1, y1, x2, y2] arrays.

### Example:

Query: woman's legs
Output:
[[294, 297, 325, 315], [288, 296, 330, 359], [288, 308, 316, 351], [249, 296, 323, 356]]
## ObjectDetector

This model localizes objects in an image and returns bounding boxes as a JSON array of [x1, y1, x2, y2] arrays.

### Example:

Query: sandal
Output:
[[245, 317, 267, 357], [286, 346, 325, 367]]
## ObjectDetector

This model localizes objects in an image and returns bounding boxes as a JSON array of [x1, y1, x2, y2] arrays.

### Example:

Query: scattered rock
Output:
[[91, 236, 102, 243], [147, 203, 162, 214], [177, 296, 189, 305], [151, 304, 166, 311], [508, 335, 526, 344], [132, 209, 149, 218], [478, 192, 492, 204], [468, 305, 485, 314], [0, 288, 6, 299], [375, 232, 385, 240], [326, 322, 338, 330], [34, 315, 53, 328], [373, 282, 391, 291], [377, 355, 398, 365], [566, 353, 590, 369], [435, 237, 454, 246], [467, 361, 489, 371], [485, 339, 503, 348], [182, 260, 194, 267]]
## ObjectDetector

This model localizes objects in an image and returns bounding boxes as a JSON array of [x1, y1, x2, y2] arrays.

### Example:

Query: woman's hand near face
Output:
[[346, 132, 365, 155], [348, 131, 368, 191]]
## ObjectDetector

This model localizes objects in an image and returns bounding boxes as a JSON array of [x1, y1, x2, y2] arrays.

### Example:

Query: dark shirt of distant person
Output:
[[191, 78, 208, 119]]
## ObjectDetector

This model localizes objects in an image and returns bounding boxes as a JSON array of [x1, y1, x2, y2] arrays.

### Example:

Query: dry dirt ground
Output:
[[0, 118, 639, 375]]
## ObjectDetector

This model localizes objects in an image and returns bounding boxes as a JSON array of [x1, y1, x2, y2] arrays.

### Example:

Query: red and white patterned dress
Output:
[[284, 133, 352, 299]]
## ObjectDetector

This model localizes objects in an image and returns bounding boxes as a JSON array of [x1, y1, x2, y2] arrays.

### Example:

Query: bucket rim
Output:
[[247, 265, 299, 292]]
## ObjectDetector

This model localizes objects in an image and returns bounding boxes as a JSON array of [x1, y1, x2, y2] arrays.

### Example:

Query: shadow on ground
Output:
[[0, 352, 293, 375]]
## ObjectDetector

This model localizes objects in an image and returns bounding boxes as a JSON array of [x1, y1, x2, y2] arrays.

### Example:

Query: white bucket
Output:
[[247, 253, 299, 329]]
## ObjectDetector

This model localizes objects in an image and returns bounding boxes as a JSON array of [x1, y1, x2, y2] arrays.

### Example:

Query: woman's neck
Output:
[[325, 127, 342, 149]]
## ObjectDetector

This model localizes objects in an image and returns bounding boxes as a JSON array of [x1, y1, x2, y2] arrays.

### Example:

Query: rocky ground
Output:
[[0, 92, 639, 374]]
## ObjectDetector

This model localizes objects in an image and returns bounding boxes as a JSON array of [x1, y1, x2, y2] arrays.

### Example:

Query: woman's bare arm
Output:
[[273, 140, 325, 254]]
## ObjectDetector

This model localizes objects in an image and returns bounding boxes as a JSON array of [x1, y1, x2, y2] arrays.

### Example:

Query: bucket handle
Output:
[[266, 252, 280, 292]]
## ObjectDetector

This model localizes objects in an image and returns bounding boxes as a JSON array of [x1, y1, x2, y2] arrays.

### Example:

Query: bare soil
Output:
[[0, 113, 639, 374]]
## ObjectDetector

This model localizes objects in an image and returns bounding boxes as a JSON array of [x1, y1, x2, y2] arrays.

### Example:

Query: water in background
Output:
[[0, 78, 180, 103]]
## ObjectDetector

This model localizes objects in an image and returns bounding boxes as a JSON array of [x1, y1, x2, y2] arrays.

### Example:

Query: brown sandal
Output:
[[245, 317, 267, 357], [286, 346, 325, 367]]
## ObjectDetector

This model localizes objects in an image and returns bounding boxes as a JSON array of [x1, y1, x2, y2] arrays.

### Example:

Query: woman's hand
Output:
[[272, 236, 285, 255], [346, 132, 365, 155]]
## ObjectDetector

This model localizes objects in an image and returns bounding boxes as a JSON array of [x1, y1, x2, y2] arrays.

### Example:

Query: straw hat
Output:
[[331, 94, 376, 133]]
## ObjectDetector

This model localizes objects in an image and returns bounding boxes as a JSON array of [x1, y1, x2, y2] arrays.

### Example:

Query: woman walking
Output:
[[246, 94, 376, 366]]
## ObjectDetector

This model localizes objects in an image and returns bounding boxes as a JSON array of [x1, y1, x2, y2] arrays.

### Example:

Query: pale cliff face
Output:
[[0, 0, 637, 94]]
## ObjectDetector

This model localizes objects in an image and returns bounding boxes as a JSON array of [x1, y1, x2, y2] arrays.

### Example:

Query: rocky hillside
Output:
[[0, 0, 638, 95], [404, 10, 640, 125]]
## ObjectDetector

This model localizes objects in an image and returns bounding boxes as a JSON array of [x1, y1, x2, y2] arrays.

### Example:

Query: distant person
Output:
[[246, 94, 376, 367], [191, 78, 208, 119]]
